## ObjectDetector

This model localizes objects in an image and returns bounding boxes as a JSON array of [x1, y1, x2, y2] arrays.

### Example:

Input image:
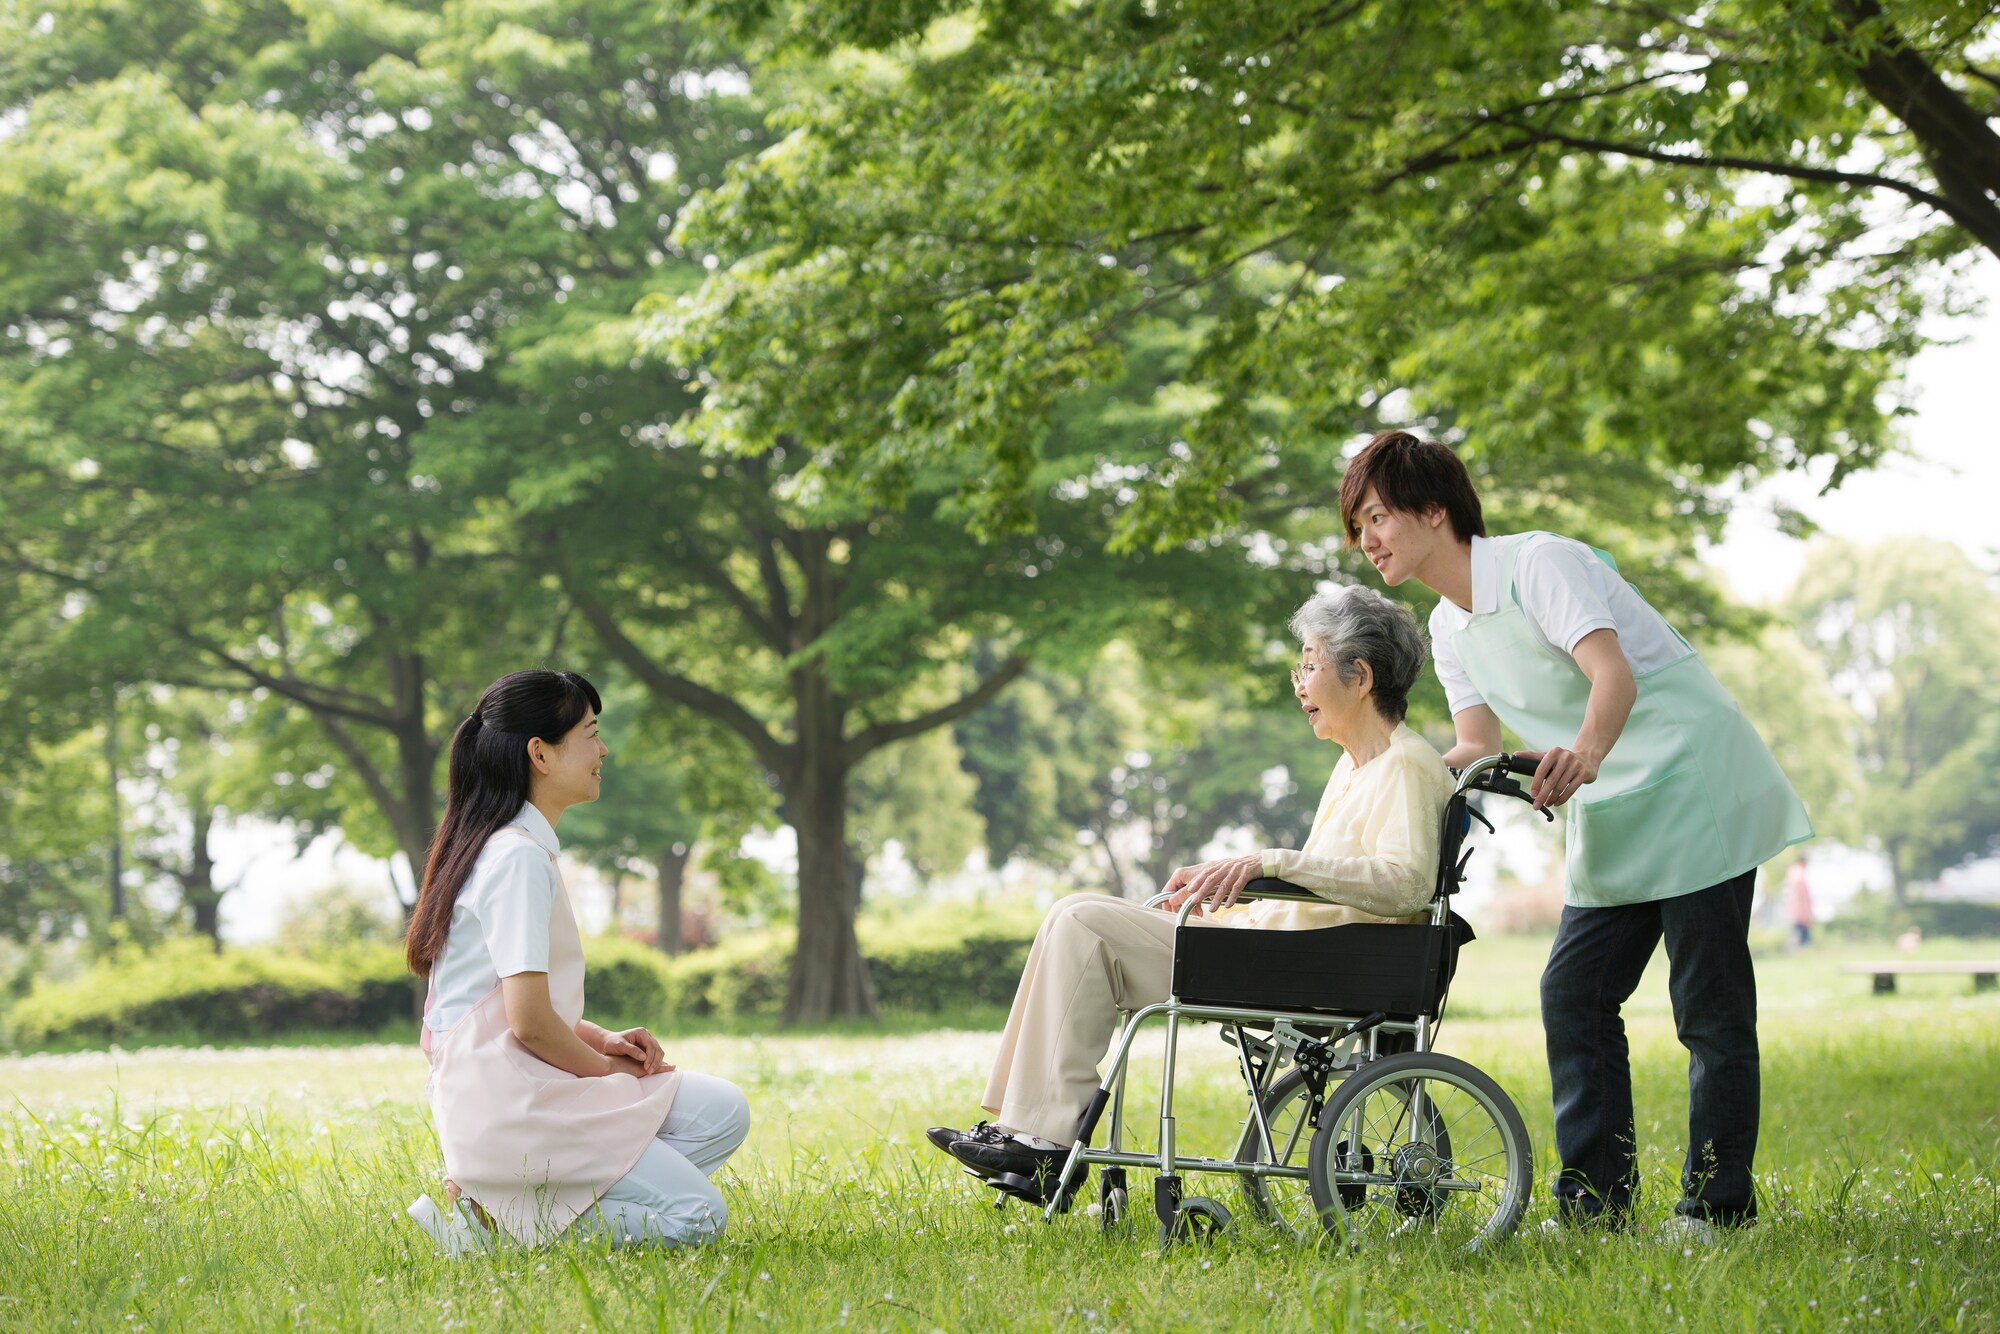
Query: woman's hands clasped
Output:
[[1158, 853, 1263, 917], [584, 1021, 675, 1077]]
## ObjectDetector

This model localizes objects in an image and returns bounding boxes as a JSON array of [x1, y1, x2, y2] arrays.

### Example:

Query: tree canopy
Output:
[[1788, 537, 2000, 897], [664, 0, 1992, 546]]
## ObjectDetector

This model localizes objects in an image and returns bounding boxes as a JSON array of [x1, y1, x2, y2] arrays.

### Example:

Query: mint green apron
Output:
[[1447, 534, 1813, 907]]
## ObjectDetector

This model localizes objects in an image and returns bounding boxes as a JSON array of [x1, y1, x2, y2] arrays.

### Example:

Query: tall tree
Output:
[[1788, 538, 2000, 900], [524, 438, 1288, 1020], [0, 0, 769, 884]]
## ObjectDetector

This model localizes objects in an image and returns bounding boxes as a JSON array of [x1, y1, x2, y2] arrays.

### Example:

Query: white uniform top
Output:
[[424, 803, 561, 1037], [1428, 533, 1692, 717]]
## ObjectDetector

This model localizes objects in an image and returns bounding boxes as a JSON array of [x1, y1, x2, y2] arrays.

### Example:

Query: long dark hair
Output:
[[405, 669, 603, 975]]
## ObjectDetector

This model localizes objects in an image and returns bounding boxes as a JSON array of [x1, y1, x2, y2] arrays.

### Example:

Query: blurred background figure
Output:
[[1786, 855, 1815, 949]]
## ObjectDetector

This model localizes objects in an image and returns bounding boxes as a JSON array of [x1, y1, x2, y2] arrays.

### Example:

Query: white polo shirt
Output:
[[423, 803, 561, 1037], [1428, 533, 1692, 717]]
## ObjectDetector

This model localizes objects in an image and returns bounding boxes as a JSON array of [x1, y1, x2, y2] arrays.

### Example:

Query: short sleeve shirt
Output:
[[1428, 533, 1693, 716], [423, 803, 561, 1036]]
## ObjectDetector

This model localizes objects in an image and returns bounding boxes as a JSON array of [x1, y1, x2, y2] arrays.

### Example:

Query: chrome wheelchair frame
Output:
[[1023, 752, 1545, 1250]]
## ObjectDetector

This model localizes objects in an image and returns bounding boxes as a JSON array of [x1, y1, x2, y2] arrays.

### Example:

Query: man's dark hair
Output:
[[1338, 431, 1487, 545]]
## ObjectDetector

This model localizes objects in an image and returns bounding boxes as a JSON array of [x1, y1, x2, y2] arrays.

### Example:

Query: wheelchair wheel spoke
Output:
[[1306, 1053, 1533, 1254]]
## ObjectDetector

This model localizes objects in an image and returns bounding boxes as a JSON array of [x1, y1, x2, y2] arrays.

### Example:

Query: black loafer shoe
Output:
[[924, 1121, 1009, 1157], [952, 1136, 1068, 1179]]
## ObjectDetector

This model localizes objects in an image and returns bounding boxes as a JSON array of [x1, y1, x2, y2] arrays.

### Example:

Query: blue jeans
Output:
[[1540, 871, 1759, 1225], [568, 1073, 751, 1248]]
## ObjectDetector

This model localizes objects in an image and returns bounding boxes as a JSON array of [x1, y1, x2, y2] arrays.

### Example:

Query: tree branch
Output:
[[845, 654, 1031, 765], [1482, 118, 1965, 217], [173, 629, 402, 729], [565, 581, 794, 776], [314, 711, 405, 835]]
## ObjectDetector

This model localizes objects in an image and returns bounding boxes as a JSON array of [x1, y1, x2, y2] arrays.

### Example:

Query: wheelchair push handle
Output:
[[1453, 751, 1554, 820]]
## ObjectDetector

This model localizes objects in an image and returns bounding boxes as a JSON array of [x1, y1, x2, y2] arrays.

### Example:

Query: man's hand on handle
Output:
[[1159, 853, 1263, 917], [1518, 747, 1601, 810]]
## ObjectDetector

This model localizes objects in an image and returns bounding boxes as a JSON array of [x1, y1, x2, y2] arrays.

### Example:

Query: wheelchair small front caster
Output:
[[1100, 1167, 1129, 1232], [1160, 1196, 1232, 1248]]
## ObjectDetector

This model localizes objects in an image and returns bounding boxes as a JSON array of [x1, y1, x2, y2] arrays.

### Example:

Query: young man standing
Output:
[[1338, 431, 1812, 1239]]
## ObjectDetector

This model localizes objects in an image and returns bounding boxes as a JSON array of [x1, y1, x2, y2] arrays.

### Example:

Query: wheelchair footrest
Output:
[[964, 1164, 1086, 1214]]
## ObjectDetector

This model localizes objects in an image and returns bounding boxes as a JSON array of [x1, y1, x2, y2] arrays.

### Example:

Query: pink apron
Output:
[[423, 828, 681, 1245]]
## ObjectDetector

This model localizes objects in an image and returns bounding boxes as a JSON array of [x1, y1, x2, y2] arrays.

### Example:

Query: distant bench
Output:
[[1841, 961, 2000, 995]]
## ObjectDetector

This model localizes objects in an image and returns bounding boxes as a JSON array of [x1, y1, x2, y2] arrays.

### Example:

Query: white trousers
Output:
[[569, 1072, 750, 1248], [982, 893, 1218, 1143]]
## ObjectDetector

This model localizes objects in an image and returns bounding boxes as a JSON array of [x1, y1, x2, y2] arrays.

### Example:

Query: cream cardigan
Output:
[[1213, 723, 1454, 931]]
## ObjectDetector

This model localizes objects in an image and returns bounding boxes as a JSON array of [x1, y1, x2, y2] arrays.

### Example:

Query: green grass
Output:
[[2, 934, 1996, 1331]]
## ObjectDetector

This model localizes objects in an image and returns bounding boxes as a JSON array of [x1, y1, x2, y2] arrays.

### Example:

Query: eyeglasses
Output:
[[1290, 662, 1326, 689]]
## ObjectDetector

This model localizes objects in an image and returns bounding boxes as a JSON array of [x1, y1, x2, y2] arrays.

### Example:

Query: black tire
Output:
[[1306, 1051, 1531, 1253], [1100, 1169, 1129, 1232], [1159, 1195, 1232, 1249]]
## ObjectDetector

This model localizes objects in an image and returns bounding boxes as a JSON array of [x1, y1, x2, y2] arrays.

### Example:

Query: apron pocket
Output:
[[1569, 765, 1726, 905]]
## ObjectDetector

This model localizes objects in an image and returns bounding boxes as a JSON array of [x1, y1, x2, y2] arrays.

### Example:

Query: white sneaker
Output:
[[1651, 1214, 1722, 1247], [407, 1193, 496, 1258]]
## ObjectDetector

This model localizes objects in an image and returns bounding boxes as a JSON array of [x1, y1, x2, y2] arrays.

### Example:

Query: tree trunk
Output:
[[1830, 0, 2000, 259], [1885, 837, 1910, 908], [185, 799, 224, 954], [784, 703, 874, 1022], [106, 697, 124, 921], [656, 843, 690, 956], [391, 712, 440, 918]]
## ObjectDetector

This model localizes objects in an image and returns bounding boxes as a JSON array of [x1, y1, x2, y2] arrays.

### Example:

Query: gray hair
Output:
[[1288, 585, 1428, 722]]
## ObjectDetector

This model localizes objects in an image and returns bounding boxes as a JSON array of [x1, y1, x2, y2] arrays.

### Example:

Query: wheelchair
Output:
[[995, 752, 1544, 1251]]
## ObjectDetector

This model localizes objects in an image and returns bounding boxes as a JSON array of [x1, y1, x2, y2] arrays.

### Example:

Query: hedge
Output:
[[1824, 893, 2000, 941], [3, 902, 1044, 1048], [2, 938, 420, 1049]]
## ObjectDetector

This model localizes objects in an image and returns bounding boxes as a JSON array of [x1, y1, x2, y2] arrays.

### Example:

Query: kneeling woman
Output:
[[405, 670, 748, 1254], [929, 587, 1453, 1199]]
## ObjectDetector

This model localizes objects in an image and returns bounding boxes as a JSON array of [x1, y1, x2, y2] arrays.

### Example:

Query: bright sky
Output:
[[1703, 254, 2000, 602]]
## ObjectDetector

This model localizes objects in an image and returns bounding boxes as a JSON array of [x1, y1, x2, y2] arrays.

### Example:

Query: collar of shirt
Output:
[[1469, 534, 1501, 615], [509, 802, 562, 857], [1436, 535, 1502, 625]]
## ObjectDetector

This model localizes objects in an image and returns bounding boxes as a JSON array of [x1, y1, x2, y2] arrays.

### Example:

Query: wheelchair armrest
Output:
[[1236, 876, 1325, 903], [1145, 878, 1321, 914], [1166, 876, 1326, 926]]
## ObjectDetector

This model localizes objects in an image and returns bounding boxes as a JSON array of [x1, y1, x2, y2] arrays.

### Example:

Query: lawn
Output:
[[3, 934, 1996, 1331]]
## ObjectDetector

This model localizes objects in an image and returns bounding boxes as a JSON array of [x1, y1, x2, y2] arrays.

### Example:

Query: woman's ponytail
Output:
[[403, 676, 601, 975]]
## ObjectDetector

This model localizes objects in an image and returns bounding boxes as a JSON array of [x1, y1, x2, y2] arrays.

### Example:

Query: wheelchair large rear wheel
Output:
[[1306, 1051, 1531, 1253]]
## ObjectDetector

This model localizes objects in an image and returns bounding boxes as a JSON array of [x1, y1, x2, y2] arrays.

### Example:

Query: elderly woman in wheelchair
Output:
[[928, 585, 1536, 1248]]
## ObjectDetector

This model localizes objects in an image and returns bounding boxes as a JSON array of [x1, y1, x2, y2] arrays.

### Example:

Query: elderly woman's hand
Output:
[[1160, 854, 1264, 917]]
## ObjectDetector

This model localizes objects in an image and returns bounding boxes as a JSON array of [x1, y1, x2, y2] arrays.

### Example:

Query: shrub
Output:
[[1, 898, 1051, 1048], [649, 901, 1041, 1023], [1825, 892, 2000, 941], [580, 935, 674, 1028], [3, 938, 400, 1048]]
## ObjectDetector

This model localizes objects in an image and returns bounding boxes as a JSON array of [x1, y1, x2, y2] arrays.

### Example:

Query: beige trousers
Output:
[[981, 892, 1222, 1143]]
